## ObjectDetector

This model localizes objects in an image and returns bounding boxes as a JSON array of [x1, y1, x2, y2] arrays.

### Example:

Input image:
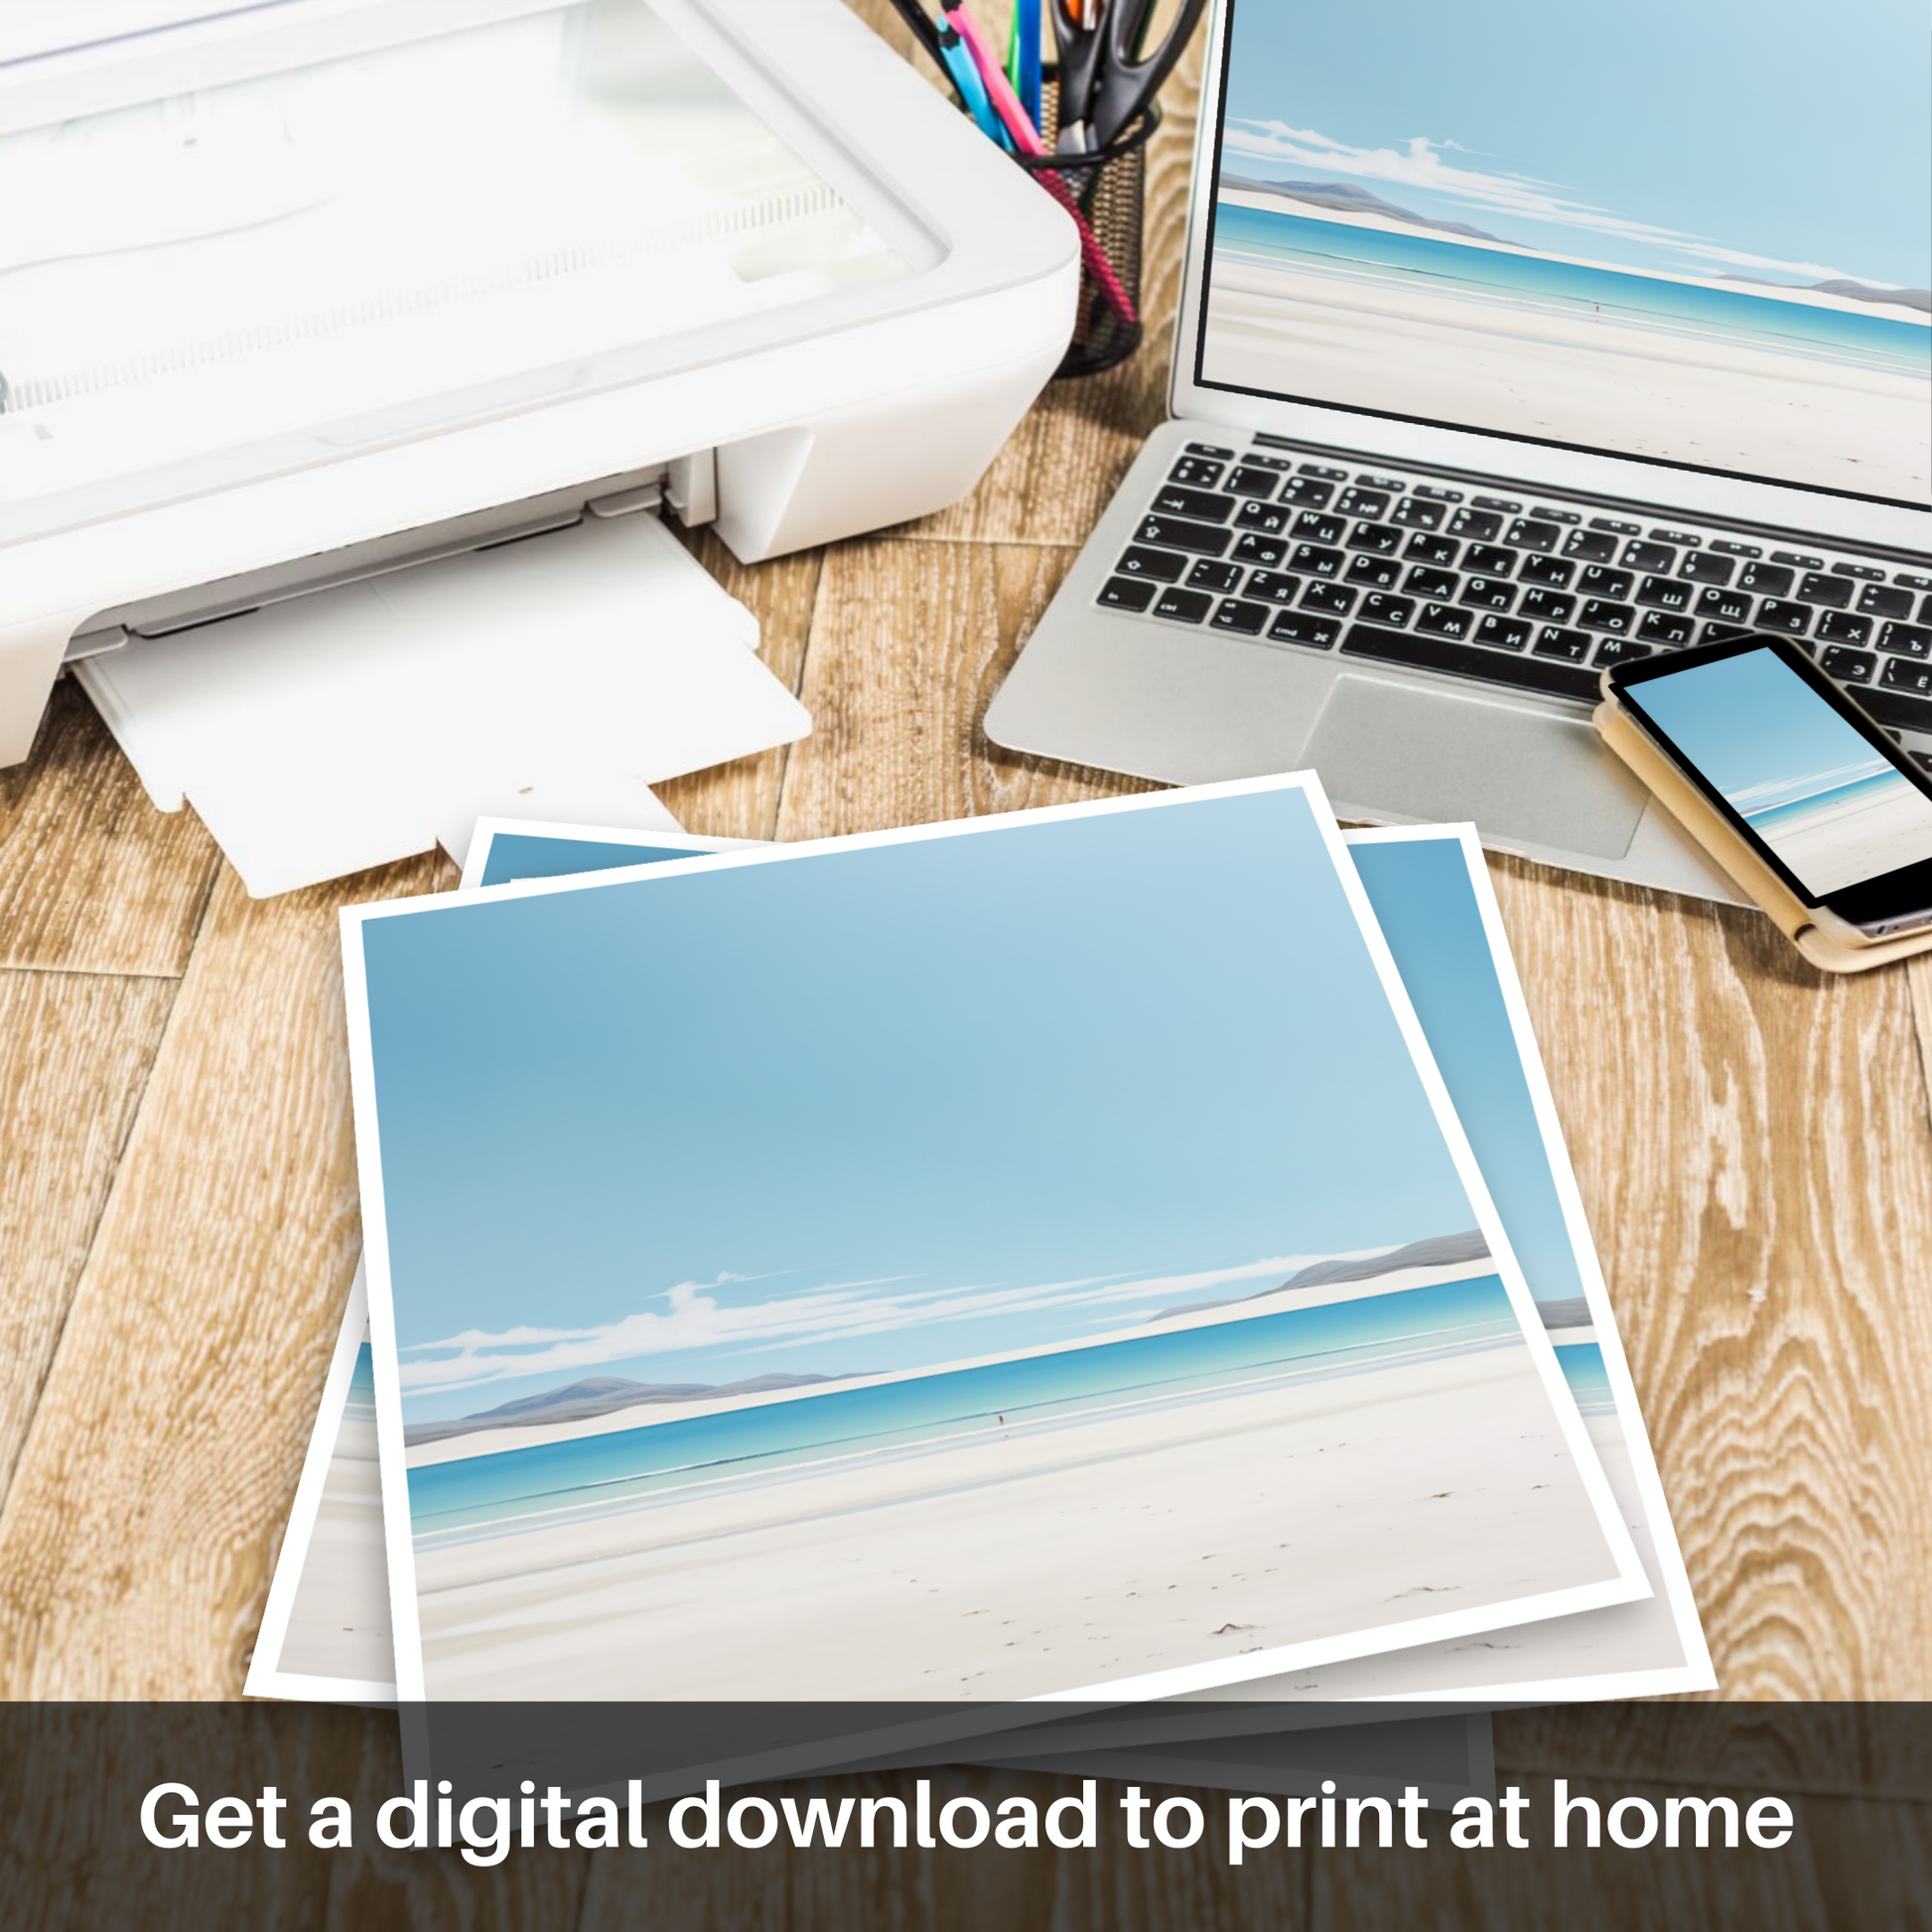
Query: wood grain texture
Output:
[[0, 681, 220, 976], [776, 539, 1158, 841], [0, 971, 177, 1506], [0, 857, 446, 1698], [1482, 852, 1932, 1699]]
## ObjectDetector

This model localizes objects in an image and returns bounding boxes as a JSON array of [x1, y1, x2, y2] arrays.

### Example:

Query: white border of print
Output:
[[1347, 824, 1714, 1702], [340, 772, 1650, 1716], [457, 818, 766, 892], [242, 1262, 396, 1707]]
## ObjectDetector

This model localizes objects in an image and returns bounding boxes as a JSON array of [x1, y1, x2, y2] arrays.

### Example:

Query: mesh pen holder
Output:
[[1014, 84, 1160, 379]]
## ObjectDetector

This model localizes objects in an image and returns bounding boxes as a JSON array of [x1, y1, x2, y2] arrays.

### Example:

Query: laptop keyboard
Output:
[[1098, 441, 1932, 755]]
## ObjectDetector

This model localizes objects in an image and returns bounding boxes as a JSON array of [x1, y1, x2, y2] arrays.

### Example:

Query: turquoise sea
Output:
[[1741, 766, 1917, 831], [1556, 1342, 1615, 1420], [407, 1273, 1520, 1542], [1212, 204, 1931, 381]]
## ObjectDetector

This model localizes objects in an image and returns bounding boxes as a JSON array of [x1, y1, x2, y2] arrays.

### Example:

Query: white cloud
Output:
[[1223, 122, 1861, 283], [396, 1248, 1396, 1398]]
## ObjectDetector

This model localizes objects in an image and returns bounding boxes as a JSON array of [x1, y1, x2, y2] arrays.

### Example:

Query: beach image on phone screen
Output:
[[1631, 646, 1932, 896]]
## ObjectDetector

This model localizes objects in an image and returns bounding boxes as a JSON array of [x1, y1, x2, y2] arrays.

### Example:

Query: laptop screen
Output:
[[1193, 0, 1931, 507]]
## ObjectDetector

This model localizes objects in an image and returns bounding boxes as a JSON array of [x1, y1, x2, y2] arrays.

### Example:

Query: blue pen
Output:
[[936, 19, 1010, 148], [1014, 0, 1042, 130]]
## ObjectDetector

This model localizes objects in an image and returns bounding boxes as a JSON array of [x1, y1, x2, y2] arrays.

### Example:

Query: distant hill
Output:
[[1537, 1297, 1592, 1331], [1149, 1229, 1491, 1321], [405, 1370, 874, 1448], [1220, 175, 1518, 246], [1720, 273, 1929, 315]]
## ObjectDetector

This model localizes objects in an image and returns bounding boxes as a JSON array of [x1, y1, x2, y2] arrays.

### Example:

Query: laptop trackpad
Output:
[[1305, 675, 1649, 859]]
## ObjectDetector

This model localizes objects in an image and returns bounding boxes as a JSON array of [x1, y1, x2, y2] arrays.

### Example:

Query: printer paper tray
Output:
[[75, 512, 808, 897]]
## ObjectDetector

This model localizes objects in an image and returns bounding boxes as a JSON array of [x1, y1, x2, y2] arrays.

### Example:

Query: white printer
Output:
[[0, 0, 1077, 889]]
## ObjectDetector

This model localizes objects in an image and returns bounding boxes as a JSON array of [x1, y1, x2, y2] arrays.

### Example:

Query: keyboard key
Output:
[[1302, 581, 1357, 617], [1097, 576, 1156, 612], [1234, 499, 1292, 535], [1738, 561, 1793, 596], [1770, 550, 1823, 570], [1857, 687, 1932, 735], [1520, 588, 1577, 623], [1297, 463, 1349, 481], [1588, 515, 1643, 536], [1922, 596, 1932, 622], [1531, 506, 1581, 524], [1281, 476, 1337, 507], [1345, 554, 1402, 589], [1225, 465, 1283, 498], [1563, 528, 1620, 562], [1241, 570, 1300, 604], [1449, 507, 1503, 541], [1830, 561, 1884, 580], [1637, 610, 1695, 645], [1580, 599, 1636, 633], [1534, 626, 1593, 661], [1756, 599, 1811, 635], [1636, 575, 1693, 612], [1820, 644, 1874, 682], [1696, 585, 1754, 624], [1578, 566, 1635, 600], [1211, 598, 1271, 635], [1233, 532, 1288, 567], [1650, 528, 1702, 547], [1169, 457, 1225, 487], [1413, 484, 1463, 502], [1291, 543, 1345, 578], [1116, 545, 1189, 582], [1404, 531, 1460, 567], [1463, 542, 1516, 577], [1816, 610, 1872, 645], [1137, 514, 1232, 557], [1335, 486, 1390, 519], [1881, 657, 1932, 697], [1519, 553, 1576, 588], [1506, 518, 1562, 552], [1460, 578, 1516, 612], [1189, 560, 1248, 595], [1472, 494, 1521, 513], [1796, 572, 1852, 609], [1391, 497, 1446, 531], [1680, 552, 1735, 585], [1405, 566, 1459, 601], [1859, 584, 1914, 620], [1624, 540, 1677, 573], [1358, 593, 1416, 627], [1355, 474, 1406, 491], [1341, 622, 1599, 701], [1293, 511, 1348, 544], [1475, 615, 1532, 651], [1267, 611, 1340, 649], [1417, 603, 1474, 638], [1243, 454, 1296, 471], [1898, 573, 1932, 592], [1153, 484, 1237, 521], [1702, 621, 1759, 643], [1880, 621, 1932, 659], [1150, 586, 1213, 623], [1348, 521, 1405, 555], [1184, 441, 1235, 459], [1596, 636, 1655, 666], [1710, 539, 1762, 558]]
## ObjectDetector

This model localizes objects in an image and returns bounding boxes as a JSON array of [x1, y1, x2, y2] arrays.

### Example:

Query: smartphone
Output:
[[1605, 633, 1932, 944]]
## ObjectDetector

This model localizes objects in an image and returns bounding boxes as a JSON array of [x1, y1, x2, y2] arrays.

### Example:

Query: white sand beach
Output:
[[279, 1410, 393, 1682], [413, 1339, 1623, 1701], [1203, 207, 1927, 502], [1757, 780, 1932, 896]]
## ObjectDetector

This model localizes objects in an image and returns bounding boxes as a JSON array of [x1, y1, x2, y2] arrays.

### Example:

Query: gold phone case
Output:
[[1593, 695, 1932, 974]]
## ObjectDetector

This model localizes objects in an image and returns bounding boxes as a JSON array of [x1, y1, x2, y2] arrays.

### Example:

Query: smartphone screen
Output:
[[1613, 637, 1932, 926]]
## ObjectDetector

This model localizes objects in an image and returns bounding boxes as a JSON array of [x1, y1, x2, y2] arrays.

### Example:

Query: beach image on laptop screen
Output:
[[1629, 646, 1932, 897], [1196, 0, 1930, 500]]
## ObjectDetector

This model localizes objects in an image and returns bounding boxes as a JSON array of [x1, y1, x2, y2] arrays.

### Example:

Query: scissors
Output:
[[1050, 0, 1207, 152]]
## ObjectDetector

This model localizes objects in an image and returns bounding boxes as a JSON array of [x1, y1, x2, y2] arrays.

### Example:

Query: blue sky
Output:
[[1630, 647, 1901, 814], [357, 790, 1484, 1422], [1220, 0, 1930, 290]]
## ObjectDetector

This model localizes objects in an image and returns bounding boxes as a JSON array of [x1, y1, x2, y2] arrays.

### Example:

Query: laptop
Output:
[[986, 0, 1931, 899]]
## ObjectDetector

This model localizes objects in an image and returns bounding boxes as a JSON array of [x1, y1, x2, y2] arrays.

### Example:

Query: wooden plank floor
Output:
[[0, 5, 1926, 1921]]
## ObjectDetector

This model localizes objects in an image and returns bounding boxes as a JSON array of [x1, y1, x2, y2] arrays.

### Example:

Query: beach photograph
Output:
[[346, 781, 1644, 1703], [1201, 0, 1929, 497], [1632, 645, 1932, 897]]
